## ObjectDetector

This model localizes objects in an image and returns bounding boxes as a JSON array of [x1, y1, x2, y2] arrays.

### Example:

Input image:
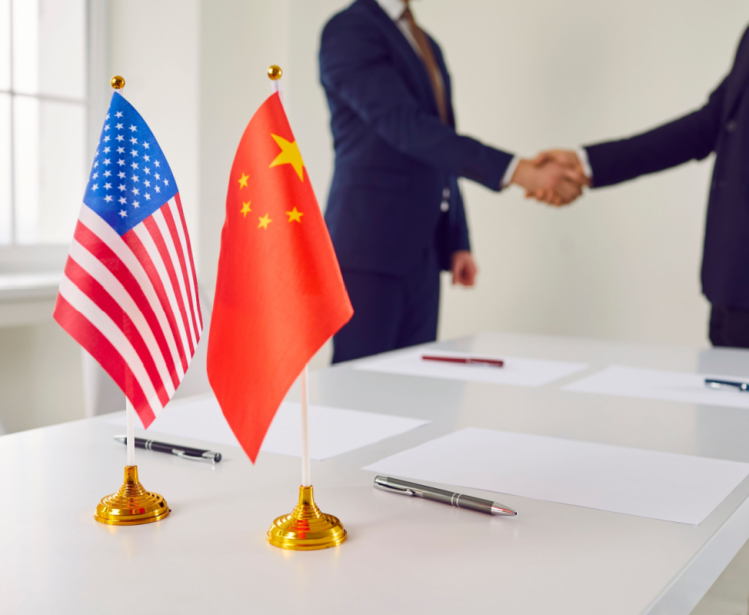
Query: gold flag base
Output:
[[267, 485, 347, 550], [94, 466, 170, 526]]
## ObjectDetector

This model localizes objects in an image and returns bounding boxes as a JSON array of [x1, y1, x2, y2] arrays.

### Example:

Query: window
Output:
[[0, 0, 88, 247]]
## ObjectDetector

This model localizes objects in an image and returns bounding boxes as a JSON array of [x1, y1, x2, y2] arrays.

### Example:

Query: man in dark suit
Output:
[[532, 26, 749, 349], [319, 0, 580, 363]]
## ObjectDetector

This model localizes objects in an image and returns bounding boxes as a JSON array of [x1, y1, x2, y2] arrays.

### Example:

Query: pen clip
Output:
[[374, 477, 417, 497], [172, 449, 215, 464]]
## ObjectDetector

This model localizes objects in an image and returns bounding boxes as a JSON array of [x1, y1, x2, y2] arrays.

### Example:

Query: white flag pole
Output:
[[126, 398, 136, 466], [300, 365, 311, 487], [268, 65, 310, 485]]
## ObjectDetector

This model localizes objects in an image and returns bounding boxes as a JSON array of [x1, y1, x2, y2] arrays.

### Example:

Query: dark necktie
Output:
[[401, 7, 449, 124]]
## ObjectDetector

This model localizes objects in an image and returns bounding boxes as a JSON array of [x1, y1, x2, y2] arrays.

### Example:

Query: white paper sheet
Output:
[[354, 348, 588, 387], [563, 365, 749, 409], [108, 397, 429, 460], [363, 427, 749, 525]]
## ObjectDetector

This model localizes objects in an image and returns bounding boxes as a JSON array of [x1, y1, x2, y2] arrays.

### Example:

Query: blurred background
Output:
[[0, 0, 747, 434]]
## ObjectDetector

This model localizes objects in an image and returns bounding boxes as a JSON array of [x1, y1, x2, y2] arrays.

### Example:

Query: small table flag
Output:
[[54, 92, 202, 428], [207, 92, 353, 463]]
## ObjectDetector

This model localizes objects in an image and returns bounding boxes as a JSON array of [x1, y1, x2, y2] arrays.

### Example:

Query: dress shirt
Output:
[[375, 0, 517, 187], [576, 147, 593, 180]]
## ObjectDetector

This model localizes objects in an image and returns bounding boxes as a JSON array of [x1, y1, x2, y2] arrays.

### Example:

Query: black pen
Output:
[[374, 476, 516, 516], [114, 435, 222, 463], [705, 378, 749, 392]]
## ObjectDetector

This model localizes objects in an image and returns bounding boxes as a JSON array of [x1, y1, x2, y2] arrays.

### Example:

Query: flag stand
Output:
[[94, 398, 171, 525], [267, 364, 347, 550], [90, 75, 173, 527]]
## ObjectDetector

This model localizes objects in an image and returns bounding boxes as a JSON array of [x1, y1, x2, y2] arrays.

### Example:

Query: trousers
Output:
[[332, 249, 441, 364], [709, 304, 749, 349]]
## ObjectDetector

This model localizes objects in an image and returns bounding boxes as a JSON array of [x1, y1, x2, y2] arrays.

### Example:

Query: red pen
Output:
[[422, 355, 504, 368]]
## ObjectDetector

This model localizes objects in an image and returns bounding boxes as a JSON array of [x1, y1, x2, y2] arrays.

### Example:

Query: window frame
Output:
[[0, 0, 109, 274]]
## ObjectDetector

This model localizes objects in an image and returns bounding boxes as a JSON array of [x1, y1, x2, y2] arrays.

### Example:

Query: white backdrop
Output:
[[268, 0, 748, 349]]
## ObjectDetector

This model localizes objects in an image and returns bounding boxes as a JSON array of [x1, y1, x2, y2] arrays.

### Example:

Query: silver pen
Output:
[[705, 378, 749, 392], [374, 476, 517, 516]]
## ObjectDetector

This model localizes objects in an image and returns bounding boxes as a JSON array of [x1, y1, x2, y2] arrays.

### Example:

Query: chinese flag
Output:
[[207, 93, 353, 463]]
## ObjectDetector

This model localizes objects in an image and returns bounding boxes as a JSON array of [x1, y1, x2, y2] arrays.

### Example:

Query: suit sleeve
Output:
[[449, 176, 471, 253], [584, 76, 728, 188], [319, 12, 513, 191]]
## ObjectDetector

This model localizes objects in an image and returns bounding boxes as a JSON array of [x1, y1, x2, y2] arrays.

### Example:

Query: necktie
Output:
[[401, 7, 449, 124]]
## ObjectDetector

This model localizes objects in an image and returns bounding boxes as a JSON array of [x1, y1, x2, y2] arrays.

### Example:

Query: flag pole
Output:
[[300, 366, 311, 487], [126, 398, 136, 466], [267, 64, 311, 488], [265, 65, 346, 550]]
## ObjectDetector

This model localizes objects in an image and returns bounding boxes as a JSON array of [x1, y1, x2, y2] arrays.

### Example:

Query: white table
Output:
[[4, 332, 749, 615]]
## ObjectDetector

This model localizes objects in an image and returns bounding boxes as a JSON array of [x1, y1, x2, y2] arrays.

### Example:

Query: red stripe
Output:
[[53, 294, 157, 428], [175, 193, 203, 329], [162, 203, 200, 341], [143, 212, 195, 356], [73, 221, 180, 390], [64, 257, 170, 409], [122, 227, 189, 373]]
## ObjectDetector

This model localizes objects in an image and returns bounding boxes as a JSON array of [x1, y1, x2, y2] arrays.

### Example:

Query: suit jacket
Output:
[[584, 25, 749, 309], [319, 0, 513, 275]]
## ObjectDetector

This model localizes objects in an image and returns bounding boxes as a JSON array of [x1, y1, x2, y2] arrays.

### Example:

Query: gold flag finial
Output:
[[110, 75, 126, 90], [267, 65, 283, 81]]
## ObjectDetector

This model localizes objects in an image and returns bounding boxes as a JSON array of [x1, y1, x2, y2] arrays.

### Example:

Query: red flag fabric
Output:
[[207, 93, 353, 463]]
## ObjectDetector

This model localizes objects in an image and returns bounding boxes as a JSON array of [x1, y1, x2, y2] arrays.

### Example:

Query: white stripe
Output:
[[169, 197, 202, 333], [153, 207, 198, 349], [68, 239, 176, 399], [79, 206, 185, 380], [133, 219, 192, 361], [59, 275, 163, 417]]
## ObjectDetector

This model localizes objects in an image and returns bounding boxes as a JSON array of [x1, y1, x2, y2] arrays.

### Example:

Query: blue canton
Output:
[[84, 92, 178, 236]]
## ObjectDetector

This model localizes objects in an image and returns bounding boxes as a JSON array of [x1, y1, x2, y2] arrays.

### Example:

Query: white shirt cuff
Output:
[[501, 156, 520, 189], [577, 147, 593, 180]]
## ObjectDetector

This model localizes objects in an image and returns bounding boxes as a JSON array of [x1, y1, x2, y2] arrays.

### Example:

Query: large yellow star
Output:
[[286, 207, 304, 223], [258, 213, 272, 230], [240, 201, 251, 217], [238, 172, 249, 189], [269, 134, 305, 181]]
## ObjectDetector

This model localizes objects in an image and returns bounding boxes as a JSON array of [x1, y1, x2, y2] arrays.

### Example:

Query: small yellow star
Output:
[[286, 207, 304, 223], [258, 213, 272, 230], [238, 172, 249, 189], [240, 202, 252, 217], [269, 134, 305, 181]]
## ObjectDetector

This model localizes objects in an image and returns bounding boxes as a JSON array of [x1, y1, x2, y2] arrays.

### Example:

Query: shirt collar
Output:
[[375, 0, 407, 21]]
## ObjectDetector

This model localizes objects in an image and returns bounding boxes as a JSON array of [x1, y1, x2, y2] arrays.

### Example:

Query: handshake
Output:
[[511, 149, 590, 206]]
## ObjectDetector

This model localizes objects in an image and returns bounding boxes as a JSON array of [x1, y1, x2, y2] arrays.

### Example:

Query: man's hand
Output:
[[511, 158, 583, 206], [451, 250, 478, 286], [526, 149, 591, 204]]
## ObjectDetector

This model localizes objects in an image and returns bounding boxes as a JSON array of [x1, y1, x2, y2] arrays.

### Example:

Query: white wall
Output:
[[0, 322, 83, 433], [278, 0, 748, 348]]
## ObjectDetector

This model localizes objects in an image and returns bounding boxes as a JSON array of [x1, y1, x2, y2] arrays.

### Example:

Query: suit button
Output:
[[442, 188, 450, 199], [726, 120, 738, 133], [440, 200, 449, 212]]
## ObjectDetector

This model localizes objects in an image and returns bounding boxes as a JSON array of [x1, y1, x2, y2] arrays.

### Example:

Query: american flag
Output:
[[54, 92, 202, 428]]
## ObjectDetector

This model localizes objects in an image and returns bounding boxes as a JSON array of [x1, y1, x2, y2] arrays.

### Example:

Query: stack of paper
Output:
[[108, 397, 429, 461], [363, 427, 749, 524], [355, 348, 588, 387], [563, 365, 749, 409]]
